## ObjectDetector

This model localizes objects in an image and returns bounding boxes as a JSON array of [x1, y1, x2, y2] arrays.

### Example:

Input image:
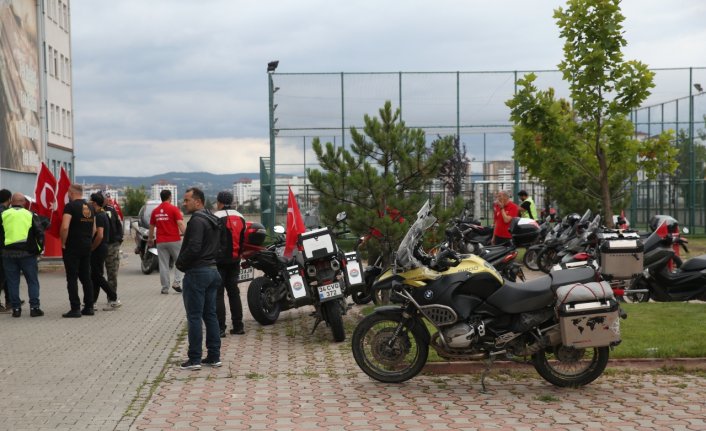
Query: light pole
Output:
[[267, 60, 279, 232]]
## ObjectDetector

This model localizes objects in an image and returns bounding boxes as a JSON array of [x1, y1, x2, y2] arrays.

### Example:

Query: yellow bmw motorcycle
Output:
[[351, 201, 623, 387]]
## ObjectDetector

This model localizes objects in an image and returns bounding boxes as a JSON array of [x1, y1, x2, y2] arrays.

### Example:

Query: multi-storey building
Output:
[[0, 0, 74, 193], [151, 182, 177, 201]]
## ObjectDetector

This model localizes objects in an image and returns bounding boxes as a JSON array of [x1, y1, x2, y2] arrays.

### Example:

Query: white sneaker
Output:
[[103, 300, 122, 311]]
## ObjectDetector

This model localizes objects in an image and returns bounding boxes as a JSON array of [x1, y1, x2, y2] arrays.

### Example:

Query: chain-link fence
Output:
[[263, 67, 706, 233]]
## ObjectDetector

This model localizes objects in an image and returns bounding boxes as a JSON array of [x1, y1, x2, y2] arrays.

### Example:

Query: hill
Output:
[[76, 172, 260, 197]]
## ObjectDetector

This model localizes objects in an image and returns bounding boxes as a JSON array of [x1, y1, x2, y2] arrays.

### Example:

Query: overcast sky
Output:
[[70, 0, 706, 177]]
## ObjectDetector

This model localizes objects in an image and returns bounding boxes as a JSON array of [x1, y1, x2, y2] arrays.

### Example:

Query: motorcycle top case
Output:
[[299, 228, 337, 261], [555, 281, 620, 348], [510, 217, 540, 247], [598, 232, 644, 280]]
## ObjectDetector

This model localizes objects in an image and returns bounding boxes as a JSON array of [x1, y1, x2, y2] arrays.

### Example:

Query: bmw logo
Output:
[[350, 269, 360, 277], [293, 281, 303, 290], [424, 290, 434, 299]]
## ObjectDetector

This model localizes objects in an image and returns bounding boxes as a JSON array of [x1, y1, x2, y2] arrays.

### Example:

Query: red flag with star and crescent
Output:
[[283, 186, 306, 258], [33, 162, 57, 220], [48, 167, 71, 237]]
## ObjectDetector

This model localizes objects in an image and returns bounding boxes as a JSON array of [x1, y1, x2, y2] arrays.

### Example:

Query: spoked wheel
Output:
[[351, 313, 428, 383], [532, 344, 610, 387], [537, 248, 558, 273], [523, 248, 540, 271], [322, 300, 346, 342], [246, 276, 281, 325]]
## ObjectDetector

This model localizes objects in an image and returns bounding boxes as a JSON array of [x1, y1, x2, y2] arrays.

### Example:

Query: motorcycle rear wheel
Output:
[[523, 248, 540, 271], [141, 253, 158, 275], [322, 300, 346, 342], [351, 313, 428, 383], [532, 344, 609, 387], [246, 276, 281, 325]]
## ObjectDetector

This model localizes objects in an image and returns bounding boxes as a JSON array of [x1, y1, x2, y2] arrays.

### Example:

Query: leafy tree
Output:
[[123, 186, 148, 216], [307, 101, 455, 262], [506, 0, 677, 225]]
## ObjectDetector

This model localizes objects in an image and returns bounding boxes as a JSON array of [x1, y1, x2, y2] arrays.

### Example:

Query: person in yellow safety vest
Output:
[[517, 190, 537, 220], [0, 193, 45, 317]]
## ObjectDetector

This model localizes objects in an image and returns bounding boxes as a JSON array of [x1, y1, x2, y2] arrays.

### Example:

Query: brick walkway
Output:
[[2, 246, 705, 431]]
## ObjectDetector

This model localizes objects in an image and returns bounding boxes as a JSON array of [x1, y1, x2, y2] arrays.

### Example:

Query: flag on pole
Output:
[[283, 186, 306, 258], [48, 167, 71, 237], [33, 162, 57, 219]]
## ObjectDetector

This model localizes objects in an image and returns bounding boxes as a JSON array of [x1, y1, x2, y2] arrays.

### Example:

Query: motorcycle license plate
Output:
[[318, 282, 343, 301], [238, 266, 254, 282]]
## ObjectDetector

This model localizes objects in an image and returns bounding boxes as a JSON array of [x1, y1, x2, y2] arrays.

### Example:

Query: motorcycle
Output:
[[246, 213, 351, 342], [625, 221, 706, 302], [351, 200, 624, 388], [131, 200, 161, 274], [536, 210, 592, 273]]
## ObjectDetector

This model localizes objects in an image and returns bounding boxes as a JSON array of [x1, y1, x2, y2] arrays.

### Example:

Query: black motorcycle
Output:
[[131, 200, 160, 274]]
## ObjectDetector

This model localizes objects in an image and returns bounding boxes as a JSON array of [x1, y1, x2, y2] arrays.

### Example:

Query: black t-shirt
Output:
[[64, 199, 95, 252], [94, 211, 110, 250]]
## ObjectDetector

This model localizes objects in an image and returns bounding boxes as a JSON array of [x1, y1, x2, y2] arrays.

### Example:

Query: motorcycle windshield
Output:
[[395, 200, 436, 270]]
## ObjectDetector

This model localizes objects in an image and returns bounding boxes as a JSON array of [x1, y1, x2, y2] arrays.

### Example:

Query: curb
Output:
[[423, 357, 706, 375]]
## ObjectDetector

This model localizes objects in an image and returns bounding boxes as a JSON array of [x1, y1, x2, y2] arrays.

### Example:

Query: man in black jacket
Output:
[[176, 187, 222, 370]]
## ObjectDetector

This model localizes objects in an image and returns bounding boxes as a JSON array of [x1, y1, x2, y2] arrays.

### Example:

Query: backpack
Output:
[[216, 209, 246, 264], [105, 205, 124, 243]]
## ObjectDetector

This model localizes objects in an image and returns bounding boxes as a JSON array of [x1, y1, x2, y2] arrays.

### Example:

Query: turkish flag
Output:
[[48, 167, 71, 237], [33, 162, 57, 219], [283, 186, 306, 258]]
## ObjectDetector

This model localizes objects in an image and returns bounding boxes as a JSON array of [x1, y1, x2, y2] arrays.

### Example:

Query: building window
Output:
[[47, 46, 53, 77], [64, 56, 70, 85], [63, 3, 69, 32], [53, 49, 58, 77]]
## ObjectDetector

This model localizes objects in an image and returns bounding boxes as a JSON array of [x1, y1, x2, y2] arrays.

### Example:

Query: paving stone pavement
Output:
[[3, 247, 706, 431]]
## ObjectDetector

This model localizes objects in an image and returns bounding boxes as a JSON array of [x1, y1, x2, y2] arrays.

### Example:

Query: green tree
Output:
[[307, 101, 455, 261], [124, 186, 148, 216], [506, 0, 677, 225]]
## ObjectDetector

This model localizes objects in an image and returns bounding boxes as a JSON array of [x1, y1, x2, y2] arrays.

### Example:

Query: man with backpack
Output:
[[104, 196, 124, 296], [213, 191, 247, 337]]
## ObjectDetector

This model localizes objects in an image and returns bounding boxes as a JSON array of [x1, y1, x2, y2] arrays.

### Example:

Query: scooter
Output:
[[627, 222, 706, 302], [131, 220, 159, 275]]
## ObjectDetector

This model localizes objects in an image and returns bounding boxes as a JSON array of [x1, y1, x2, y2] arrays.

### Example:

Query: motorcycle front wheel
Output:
[[351, 313, 428, 383], [537, 248, 558, 273], [624, 277, 651, 303], [322, 300, 346, 342], [532, 344, 609, 387], [523, 248, 540, 271], [246, 276, 282, 325], [141, 253, 157, 275]]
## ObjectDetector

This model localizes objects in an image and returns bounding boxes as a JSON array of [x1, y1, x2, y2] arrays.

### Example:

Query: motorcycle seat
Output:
[[486, 275, 554, 314], [549, 266, 596, 287], [679, 255, 706, 272]]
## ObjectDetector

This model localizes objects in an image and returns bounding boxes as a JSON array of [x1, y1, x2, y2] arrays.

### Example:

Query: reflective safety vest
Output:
[[520, 197, 537, 220], [2, 207, 32, 247]]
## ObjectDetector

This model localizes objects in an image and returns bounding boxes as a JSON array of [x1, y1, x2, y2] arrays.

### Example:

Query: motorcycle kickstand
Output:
[[311, 316, 323, 334], [480, 355, 496, 393]]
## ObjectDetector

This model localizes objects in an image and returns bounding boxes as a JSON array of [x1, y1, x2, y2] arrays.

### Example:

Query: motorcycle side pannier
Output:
[[599, 233, 643, 279], [510, 217, 540, 247], [556, 281, 620, 348], [299, 228, 337, 261]]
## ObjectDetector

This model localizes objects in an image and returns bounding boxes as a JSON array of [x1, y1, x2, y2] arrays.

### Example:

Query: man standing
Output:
[[60, 184, 95, 318], [89, 193, 121, 311], [491, 190, 519, 246], [518, 190, 537, 220], [104, 196, 124, 296], [148, 189, 186, 294], [176, 187, 222, 370], [0, 193, 44, 317], [0, 188, 12, 312], [213, 191, 246, 336]]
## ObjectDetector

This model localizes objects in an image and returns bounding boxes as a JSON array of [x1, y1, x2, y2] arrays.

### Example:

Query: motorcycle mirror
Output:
[[273, 225, 285, 234], [682, 227, 690, 234], [336, 211, 347, 222]]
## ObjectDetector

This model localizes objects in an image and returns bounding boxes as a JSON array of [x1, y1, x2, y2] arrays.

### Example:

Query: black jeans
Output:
[[216, 262, 242, 331], [63, 248, 94, 310], [0, 259, 9, 305], [91, 245, 117, 303]]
